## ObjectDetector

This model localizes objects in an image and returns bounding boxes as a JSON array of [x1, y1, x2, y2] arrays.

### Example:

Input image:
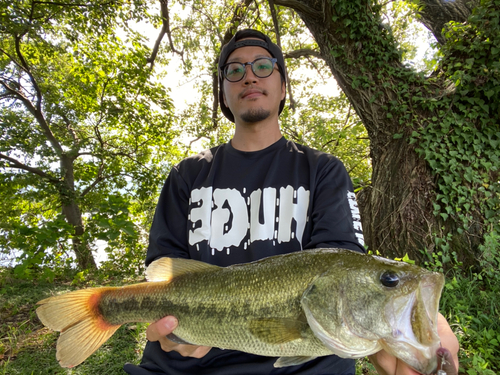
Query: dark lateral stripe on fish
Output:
[[99, 284, 171, 325]]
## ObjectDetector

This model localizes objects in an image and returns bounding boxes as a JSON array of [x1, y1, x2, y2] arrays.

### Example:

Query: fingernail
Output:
[[165, 317, 178, 331], [437, 347, 448, 357]]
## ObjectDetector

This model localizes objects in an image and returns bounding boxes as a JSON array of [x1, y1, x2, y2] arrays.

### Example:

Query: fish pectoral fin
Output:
[[248, 318, 307, 344], [166, 333, 193, 345], [274, 356, 318, 368], [146, 257, 220, 282]]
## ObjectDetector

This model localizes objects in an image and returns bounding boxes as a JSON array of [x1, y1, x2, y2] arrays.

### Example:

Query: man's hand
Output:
[[146, 316, 212, 358], [369, 313, 459, 375]]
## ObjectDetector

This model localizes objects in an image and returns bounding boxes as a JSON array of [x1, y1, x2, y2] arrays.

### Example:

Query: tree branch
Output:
[[272, 0, 323, 18], [322, 104, 352, 150], [148, 0, 185, 68], [192, 4, 220, 35], [80, 162, 104, 197], [0, 80, 64, 156], [8, 35, 65, 156], [212, 68, 219, 128], [417, 0, 478, 44], [221, 0, 255, 47], [284, 48, 323, 59], [32, 1, 115, 7], [14, 34, 43, 111], [268, 0, 281, 47], [0, 47, 24, 71], [60, 112, 79, 143], [0, 152, 58, 182], [268, 0, 296, 110]]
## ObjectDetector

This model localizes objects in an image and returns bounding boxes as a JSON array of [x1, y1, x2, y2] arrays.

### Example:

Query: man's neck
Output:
[[231, 119, 282, 152]]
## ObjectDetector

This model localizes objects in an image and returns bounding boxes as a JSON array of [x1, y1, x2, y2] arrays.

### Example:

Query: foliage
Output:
[[281, 92, 371, 189], [418, 247, 500, 375], [412, 0, 500, 265], [386, 0, 440, 74], [0, 0, 183, 270], [440, 267, 500, 375]]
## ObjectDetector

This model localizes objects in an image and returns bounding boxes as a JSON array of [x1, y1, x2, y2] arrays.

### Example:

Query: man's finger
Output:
[[437, 347, 458, 375], [146, 316, 178, 342], [176, 345, 211, 358]]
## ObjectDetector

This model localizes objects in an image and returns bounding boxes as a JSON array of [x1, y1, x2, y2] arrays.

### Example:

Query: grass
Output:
[[0, 271, 148, 375], [1, 263, 499, 375], [440, 271, 500, 375]]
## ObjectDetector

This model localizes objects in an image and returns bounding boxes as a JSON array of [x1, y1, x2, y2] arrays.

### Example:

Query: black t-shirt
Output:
[[124, 137, 365, 375]]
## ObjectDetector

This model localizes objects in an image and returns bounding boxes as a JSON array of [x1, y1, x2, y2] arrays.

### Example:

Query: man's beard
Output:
[[240, 108, 271, 123]]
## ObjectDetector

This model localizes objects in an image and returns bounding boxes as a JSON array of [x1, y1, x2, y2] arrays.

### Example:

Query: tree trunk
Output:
[[61, 200, 97, 270], [277, 0, 480, 264], [418, 0, 479, 44], [60, 155, 97, 270]]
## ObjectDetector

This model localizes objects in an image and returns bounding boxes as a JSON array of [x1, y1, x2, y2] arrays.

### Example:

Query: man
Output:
[[124, 29, 458, 375]]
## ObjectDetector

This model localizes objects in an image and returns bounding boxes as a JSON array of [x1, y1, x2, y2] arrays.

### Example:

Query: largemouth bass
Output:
[[36, 248, 444, 373]]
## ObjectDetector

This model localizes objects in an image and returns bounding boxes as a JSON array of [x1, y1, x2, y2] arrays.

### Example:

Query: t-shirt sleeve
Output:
[[305, 157, 366, 253], [146, 166, 190, 266]]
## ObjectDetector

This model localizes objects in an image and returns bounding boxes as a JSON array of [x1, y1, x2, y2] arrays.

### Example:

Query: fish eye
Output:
[[380, 271, 400, 287]]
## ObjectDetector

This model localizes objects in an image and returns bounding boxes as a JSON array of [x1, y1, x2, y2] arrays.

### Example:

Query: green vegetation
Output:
[[426, 255, 500, 375], [0, 0, 182, 272]]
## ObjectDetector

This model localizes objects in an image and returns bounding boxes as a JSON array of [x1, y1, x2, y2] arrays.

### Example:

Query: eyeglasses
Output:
[[221, 57, 278, 82]]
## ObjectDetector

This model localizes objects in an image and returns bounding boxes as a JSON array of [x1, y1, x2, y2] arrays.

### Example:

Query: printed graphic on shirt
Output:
[[347, 191, 365, 246], [188, 186, 310, 254]]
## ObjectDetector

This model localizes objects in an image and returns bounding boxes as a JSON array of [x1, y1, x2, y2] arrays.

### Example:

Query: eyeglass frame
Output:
[[220, 57, 279, 83]]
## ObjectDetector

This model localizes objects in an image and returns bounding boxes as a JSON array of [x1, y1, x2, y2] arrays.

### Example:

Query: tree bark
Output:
[[60, 154, 97, 270], [417, 0, 479, 44]]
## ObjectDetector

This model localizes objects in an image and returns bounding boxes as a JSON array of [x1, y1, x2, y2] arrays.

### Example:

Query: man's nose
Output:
[[243, 65, 258, 84]]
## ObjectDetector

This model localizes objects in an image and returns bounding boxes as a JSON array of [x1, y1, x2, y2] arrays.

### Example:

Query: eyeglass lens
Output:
[[224, 58, 276, 82]]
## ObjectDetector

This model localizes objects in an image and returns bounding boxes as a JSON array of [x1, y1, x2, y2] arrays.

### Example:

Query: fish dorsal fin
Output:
[[248, 318, 308, 345], [146, 257, 219, 282]]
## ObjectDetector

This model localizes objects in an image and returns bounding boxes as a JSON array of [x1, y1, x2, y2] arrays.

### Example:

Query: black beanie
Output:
[[218, 29, 287, 122]]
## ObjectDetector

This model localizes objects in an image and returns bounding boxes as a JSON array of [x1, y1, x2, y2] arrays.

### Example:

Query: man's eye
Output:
[[227, 65, 244, 76], [254, 59, 273, 73], [256, 64, 271, 70]]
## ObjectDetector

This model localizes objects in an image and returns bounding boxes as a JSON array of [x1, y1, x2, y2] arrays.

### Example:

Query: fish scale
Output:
[[163, 257, 330, 357]]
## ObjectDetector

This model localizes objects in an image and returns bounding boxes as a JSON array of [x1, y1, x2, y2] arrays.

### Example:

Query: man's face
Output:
[[222, 44, 285, 124]]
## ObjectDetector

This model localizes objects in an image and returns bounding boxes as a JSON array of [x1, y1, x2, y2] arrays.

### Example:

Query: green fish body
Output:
[[36, 248, 444, 374]]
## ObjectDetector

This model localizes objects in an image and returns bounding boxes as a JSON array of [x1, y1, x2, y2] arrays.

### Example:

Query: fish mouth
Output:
[[381, 272, 444, 375]]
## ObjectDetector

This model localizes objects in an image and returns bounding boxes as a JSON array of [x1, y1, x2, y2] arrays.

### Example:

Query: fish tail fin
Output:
[[36, 287, 120, 368]]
